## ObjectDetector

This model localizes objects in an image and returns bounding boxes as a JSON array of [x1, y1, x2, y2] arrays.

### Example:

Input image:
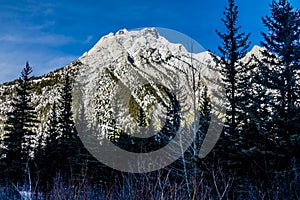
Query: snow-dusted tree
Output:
[[2, 62, 38, 181], [212, 0, 251, 147], [34, 102, 60, 184], [258, 0, 300, 147], [56, 72, 85, 176], [58, 73, 76, 143], [196, 85, 212, 152], [182, 84, 212, 185], [46, 102, 60, 146]]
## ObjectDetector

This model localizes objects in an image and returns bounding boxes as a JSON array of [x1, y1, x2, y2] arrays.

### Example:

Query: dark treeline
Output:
[[0, 0, 299, 199], [0, 64, 108, 188]]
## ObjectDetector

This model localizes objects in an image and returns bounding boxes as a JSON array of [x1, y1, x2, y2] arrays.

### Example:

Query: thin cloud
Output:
[[84, 35, 93, 44], [0, 35, 20, 42], [26, 21, 56, 31], [0, 49, 79, 83], [44, 55, 78, 72], [0, 32, 74, 46], [0, 1, 57, 16], [30, 33, 74, 46]]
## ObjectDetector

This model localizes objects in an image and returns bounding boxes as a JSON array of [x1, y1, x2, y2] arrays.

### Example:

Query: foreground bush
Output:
[[0, 161, 299, 200]]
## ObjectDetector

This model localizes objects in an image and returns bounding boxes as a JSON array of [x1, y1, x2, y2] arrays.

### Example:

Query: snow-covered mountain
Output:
[[0, 28, 263, 140], [73, 28, 222, 137]]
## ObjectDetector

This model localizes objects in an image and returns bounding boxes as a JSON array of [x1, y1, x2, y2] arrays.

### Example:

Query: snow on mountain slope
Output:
[[240, 45, 266, 63], [73, 28, 221, 138], [0, 27, 262, 142]]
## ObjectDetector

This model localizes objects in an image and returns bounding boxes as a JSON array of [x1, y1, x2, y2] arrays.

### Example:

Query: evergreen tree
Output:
[[184, 85, 212, 180], [46, 102, 60, 145], [137, 106, 147, 127], [34, 102, 60, 184], [212, 0, 251, 148], [2, 62, 38, 181], [258, 0, 300, 148], [197, 85, 212, 149], [56, 72, 84, 176], [58, 73, 75, 143]]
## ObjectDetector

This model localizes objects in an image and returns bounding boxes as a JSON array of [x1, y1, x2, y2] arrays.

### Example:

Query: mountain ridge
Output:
[[0, 28, 264, 140]]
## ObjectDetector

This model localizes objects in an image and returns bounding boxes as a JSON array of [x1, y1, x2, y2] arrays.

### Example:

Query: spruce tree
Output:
[[57, 72, 84, 176], [212, 0, 251, 149], [259, 0, 300, 148], [186, 85, 212, 180], [34, 102, 60, 184], [58, 73, 75, 143], [2, 62, 38, 181], [197, 85, 212, 148], [46, 102, 60, 146]]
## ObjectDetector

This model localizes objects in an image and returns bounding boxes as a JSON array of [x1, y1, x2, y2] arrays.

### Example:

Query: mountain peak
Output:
[[79, 28, 192, 67], [249, 45, 265, 55], [240, 45, 266, 63], [0, 27, 262, 141], [72, 28, 221, 136]]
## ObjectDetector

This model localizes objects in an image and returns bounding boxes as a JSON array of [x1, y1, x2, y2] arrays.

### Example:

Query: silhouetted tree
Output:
[[2, 62, 38, 181], [212, 0, 251, 149], [56, 72, 83, 176], [258, 0, 300, 149], [34, 102, 60, 185]]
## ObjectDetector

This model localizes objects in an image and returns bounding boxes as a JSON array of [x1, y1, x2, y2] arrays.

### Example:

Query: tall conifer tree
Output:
[[258, 0, 300, 147], [212, 0, 251, 148], [3, 62, 38, 181], [56, 72, 84, 176]]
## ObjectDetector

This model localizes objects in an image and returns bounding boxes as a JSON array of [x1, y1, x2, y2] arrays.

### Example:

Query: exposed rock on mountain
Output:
[[0, 28, 263, 141]]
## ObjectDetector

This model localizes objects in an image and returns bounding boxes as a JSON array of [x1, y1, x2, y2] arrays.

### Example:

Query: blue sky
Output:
[[0, 0, 299, 83]]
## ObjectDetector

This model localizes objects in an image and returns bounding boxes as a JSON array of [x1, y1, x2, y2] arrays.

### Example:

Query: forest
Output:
[[0, 0, 299, 199]]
